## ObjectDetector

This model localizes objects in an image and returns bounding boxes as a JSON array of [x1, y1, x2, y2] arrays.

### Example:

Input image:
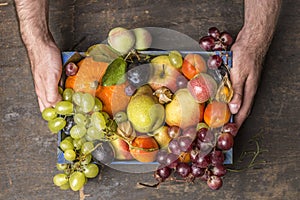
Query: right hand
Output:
[[28, 41, 62, 112]]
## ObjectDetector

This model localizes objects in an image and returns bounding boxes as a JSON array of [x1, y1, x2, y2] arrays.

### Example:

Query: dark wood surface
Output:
[[0, 0, 299, 199]]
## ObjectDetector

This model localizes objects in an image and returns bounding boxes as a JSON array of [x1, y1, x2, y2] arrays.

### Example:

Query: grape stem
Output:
[[227, 132, 267, 172]]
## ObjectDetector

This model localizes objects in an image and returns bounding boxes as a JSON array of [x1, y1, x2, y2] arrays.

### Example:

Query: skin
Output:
[[229, 0, 282, 129], [15, 0, 282, 130]]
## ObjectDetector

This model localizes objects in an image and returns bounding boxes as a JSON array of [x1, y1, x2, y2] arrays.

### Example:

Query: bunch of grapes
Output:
[[42, 82, 116, 191], [154, 123, 238, 190], [199, 27, 233, 78]]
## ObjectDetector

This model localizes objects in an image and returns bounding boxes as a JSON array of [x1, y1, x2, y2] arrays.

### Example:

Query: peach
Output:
[[108, 27, 135, 55], [110, 138, 133, 160], [130, 135, 159, 163], [133, 28, 152, 50], [181, 54, 207, 80]]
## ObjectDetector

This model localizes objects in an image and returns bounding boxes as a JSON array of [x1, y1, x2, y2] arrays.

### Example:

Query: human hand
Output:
[[229, 38, 264, 129], [28, 41, 62, 112]]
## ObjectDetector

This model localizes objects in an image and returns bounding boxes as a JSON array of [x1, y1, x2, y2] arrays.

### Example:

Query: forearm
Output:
[[237, 0, 282, 58]]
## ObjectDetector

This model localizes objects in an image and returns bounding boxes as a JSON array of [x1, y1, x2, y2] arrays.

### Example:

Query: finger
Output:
[[38, 97, 46, 112], [234, 76, 258, 128], [228, 68, 246, 114]]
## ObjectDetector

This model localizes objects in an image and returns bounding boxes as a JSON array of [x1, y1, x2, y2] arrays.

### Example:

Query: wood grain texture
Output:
[[0, 0, 299, 199]]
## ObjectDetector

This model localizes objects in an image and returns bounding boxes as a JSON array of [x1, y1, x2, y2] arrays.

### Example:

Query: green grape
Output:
[[64, 149, 76, 161], [48, 117, 66, 133], [59, 182, 70, 190], [69, 171, 86, 191], [113, 111, 127, 124], [93, 97, 103, 112], [60, 139, 74, 151], [58, 86, 64, 95], [81, 142, 94, 155], [53, 173, 68, 187], [56, 163, 68, 171], [74, 113, 89, 126], [81, 93, 95, 113], [70, 124, 86, 139], [168, 50, 183, 68], [81, 154, 92, 165], [72, 92, 83, 106], [83, 163, 99, 178], [42, 107, 57, 121], [73, 137, 86, 150], [85, 134, 94, 142], [101, 111, 110, 123], [87, 126, 104, 140], [74, 105, 84, 114], [63, 136, 73, 142], [55, 101, 74, 115], [91, 112, 106, 131], [63, 88, 74, 102]]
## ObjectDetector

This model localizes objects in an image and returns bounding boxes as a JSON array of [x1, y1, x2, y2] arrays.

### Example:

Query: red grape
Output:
[[176, 75, 188, 89], [220, 31, 233, 46], [178, 136, 193, 152], [195, 154, 211, 168], [176, 162, 191, 178], [217, 132, 234, 150], [165, 153, 179, 168], [208, 27, 220, 39], [211, 164, 227, 177], [125, 84, 136, 96], [156, 150, 168, 165], [207, 175, 223, 190], [196, 128, 208, 142], [182, 127, 197, 140], [207, 55, 223, 69], [221, 123, 238, 137], [168, 126, 181, 139], [199, 36, 215, 51], [191, 164, 205, 177], [155, 166, 172, 181], [210, 150, 225, 166], [168, 139, 181, 155], [65, 62, 78, 76]]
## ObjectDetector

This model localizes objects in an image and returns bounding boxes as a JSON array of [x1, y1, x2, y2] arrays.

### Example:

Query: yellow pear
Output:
[[165, 88, 201, 129]]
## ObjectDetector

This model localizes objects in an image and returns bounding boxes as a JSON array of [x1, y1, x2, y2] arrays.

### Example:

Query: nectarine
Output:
[[130, 135, 159, 163]]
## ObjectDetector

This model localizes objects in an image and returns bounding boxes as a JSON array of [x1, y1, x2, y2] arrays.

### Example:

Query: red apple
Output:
[[148, 63, 181, 92], [130, 135, 159, 163], [110, 138, 133, 160], [187, 73, 217, 103]]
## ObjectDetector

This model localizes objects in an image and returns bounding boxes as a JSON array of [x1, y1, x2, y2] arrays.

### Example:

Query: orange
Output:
[[204, 101, 231, 128]]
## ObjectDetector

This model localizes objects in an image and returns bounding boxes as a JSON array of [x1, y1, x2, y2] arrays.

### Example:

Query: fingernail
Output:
[[229, 103, 240, 114]]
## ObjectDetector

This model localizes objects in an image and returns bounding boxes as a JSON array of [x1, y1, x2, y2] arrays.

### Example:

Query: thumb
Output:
[[228, 75, 244, 115], [46, 85, 62, 105]]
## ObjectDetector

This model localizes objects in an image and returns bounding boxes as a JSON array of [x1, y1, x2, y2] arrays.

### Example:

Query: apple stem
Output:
[[160, 64, 166, 78]]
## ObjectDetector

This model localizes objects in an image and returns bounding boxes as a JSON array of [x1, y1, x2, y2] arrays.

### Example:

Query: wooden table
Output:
[[0, 1, 299, 199]]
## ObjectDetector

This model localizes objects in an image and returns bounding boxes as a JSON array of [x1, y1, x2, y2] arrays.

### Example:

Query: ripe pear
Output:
[[165, 88, 201, 129], [127, 85, 165, 133]]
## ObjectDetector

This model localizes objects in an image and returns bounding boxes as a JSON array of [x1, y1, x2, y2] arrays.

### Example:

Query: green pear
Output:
[[127, 85, 165, 133]]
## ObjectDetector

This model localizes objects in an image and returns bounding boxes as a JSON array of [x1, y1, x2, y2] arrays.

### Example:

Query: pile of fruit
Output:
[[42, 27, 238, 191]]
